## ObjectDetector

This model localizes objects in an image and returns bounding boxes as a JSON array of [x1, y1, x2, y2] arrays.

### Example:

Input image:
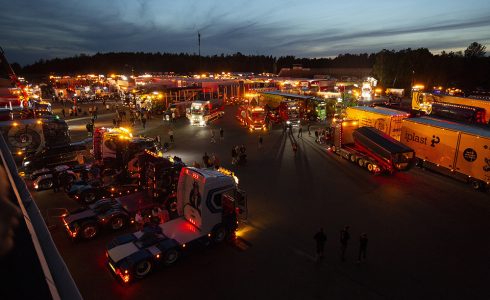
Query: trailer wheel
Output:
[[471, 180, 484, 191], [367, 163, 374, 172], [357, 159, 364, 168], [163, 248, 180, 266], [349, 155, 356, 163], [134, 260, 152, 278], [212, 226, 227, 243]]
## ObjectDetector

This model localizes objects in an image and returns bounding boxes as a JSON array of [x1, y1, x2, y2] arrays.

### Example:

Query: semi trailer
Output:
[[401, 117, 490, 191], [328, 120, 415, 174]]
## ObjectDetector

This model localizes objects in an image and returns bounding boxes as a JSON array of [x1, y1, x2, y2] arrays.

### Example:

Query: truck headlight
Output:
[[286, 121, 291, 124]]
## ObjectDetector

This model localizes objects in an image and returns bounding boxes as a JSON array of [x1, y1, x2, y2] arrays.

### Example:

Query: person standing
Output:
[[219, 128, 224, 141], [340, 226, 351, 262], [171, 111, 176, 123], [210, 129, 216, 143], [314, 228, 327, 262], [258, 135, 263, 149], [357, 233, 368, 264], [61, 108, 66, 118], [141, 117, 147, 129], [307, 124, 311, 136], [298, 126, 303, 138], [203, 152, 210, 168], [169, 128, 174, 143], [159, 206, 170, 223], [231, 146, 237, 165], [135, 211, 144, 230], [292, 142, 298, 155]]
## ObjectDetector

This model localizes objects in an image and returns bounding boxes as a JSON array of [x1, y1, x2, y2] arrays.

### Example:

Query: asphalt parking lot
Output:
[[32, 105, 490, 300]]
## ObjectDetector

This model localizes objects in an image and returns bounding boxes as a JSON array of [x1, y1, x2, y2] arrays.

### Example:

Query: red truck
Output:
[[237, 105, 267, 131], [278, 100, 304, 128]]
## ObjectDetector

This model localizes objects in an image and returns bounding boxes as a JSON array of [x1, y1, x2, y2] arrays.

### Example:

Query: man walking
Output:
[[357, 233, 368, 264], [61, 108, 66, 118], [219, 128, 224, 141], [314, 228, 327, 262], [210, 129, 216, 143], [298, 126, 303, 138], [141, 117, 147, 129], [307, 124, 311, 136], [258, 135, 263, 149], [340, 226, 350, 262]]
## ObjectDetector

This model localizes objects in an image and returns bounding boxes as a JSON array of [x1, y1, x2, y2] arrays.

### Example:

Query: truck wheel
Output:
[[80, 221, 99, 239], [349, 155, 356, 163], [110, 216, 127, 230], [134, 260, 152, 278], [471, 180, 484, 191], [367, 163, 374, 172], [82, 191, 97, 204], [331, 146, 336, 153], [39, 179, 54, 190], [163, 249, 180, 266], [212, 226, 227, 243]]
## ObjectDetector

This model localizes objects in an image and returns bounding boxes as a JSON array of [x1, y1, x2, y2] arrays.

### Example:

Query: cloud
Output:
[[1, 0, 490, 65]]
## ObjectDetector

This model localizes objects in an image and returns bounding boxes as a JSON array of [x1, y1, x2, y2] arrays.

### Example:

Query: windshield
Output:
[[190, 106, 202, 114], [251, 112, 265, 119]]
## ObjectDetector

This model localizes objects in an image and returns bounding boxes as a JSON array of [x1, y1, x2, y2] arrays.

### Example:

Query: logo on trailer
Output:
[[463, 148, 477, 162], [430, 135, 440, 147]]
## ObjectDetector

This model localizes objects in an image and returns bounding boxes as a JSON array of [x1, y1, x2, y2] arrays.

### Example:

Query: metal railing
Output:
[[0, 134, 82, 300]]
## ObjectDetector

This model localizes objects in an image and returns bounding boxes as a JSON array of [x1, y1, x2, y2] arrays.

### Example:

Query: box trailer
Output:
[[401, 117, 490, 191], [346, 106, 410, 140]]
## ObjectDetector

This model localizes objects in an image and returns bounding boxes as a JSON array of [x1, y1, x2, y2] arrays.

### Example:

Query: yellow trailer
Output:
[[401, 117, 490, 190], [346, 106, 410, 141]]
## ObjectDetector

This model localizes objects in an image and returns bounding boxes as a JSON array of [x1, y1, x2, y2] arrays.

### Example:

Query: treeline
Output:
[[20, 52, 375, 76], [19, 42, 490, 91]]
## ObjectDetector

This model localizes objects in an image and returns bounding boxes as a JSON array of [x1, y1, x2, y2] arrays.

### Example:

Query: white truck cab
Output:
[[161, 167, 247, 244]]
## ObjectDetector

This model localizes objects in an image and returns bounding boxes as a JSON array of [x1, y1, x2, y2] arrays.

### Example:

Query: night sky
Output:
[[1, 0, 490, 65]]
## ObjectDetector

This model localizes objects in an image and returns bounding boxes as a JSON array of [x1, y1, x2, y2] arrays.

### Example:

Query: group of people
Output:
[[202, 152, 220, 169], [231, 145, 247, 165], [314, 128, 331, 144], [134, 206, 170, 230], [314, 226, 368, 264]]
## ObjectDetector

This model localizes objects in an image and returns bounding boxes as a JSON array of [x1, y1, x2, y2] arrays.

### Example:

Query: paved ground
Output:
[[32, 105, 490, 300]]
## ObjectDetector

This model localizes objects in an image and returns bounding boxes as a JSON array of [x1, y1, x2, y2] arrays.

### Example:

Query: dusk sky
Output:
[[1, 0, 490, 65]]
